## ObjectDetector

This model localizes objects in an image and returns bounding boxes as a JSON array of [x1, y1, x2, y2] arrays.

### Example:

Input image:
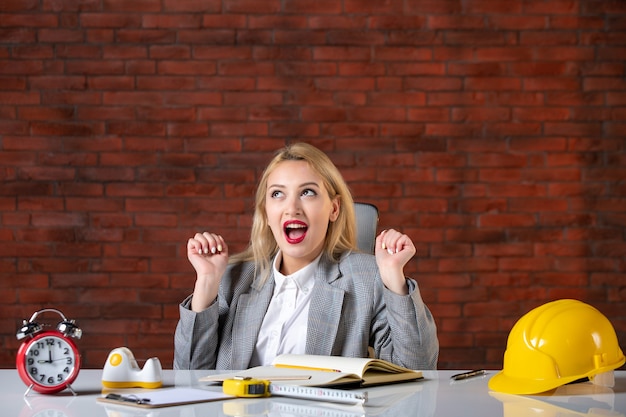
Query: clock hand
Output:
[[37, 349, 54, 364], [37, 357, 68, 363]]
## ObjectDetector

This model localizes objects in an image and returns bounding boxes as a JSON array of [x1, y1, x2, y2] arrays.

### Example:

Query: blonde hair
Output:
[[230, 143, 357, 280]]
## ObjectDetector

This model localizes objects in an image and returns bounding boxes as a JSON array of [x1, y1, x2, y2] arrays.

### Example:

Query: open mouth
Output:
[[284, 220, 308, 244]]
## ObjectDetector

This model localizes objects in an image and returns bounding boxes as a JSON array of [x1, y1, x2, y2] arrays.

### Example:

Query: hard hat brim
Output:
[[488, 353, 625, 395], [488, 370, 585, 395]]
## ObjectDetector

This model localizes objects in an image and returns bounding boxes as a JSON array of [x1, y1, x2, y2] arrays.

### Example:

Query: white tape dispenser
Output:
[[101, 347, 163, 389]]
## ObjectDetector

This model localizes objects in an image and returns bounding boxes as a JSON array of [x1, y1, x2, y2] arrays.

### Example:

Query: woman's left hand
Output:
[[375, 229, 416, 295]]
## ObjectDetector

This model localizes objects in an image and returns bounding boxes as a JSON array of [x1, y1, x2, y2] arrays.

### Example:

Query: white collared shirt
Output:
[[250, 251, 319, 366]]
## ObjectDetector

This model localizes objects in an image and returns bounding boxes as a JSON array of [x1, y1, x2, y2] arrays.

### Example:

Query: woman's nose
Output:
[[284, 196, 302, 215]]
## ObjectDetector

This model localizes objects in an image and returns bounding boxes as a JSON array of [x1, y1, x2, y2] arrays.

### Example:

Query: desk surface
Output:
[[3, 369, 625, 417]]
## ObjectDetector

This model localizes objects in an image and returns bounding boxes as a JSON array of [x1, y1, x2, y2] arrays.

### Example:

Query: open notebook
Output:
[[200, 354, 423, 387]]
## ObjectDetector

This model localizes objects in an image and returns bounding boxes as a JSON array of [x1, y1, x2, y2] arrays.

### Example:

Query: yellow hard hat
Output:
[[489, 299, 625, 395]]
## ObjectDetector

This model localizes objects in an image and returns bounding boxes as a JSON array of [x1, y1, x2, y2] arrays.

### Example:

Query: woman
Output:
[[174, 143, 438, 370]]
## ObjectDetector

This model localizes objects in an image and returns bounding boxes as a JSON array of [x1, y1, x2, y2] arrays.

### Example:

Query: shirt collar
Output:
[[272, 251, 321, 292]]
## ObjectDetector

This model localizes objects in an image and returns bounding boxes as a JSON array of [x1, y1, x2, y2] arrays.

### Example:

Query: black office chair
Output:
[[354, 202, 380, 359], [354, 202, 379, 254]]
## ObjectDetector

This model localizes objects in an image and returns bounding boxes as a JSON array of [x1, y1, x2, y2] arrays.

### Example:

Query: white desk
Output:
[[3, 369, 625, 417]]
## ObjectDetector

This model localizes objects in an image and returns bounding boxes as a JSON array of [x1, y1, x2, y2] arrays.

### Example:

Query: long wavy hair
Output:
[[230, 143, 357, 281]]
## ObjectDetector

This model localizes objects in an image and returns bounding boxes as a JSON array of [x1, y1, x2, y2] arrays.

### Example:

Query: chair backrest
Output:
[[354, 202, 379, 254]]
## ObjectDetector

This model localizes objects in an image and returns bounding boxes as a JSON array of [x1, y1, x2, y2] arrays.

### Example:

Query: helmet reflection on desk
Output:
[[489, 390, 624, 417], [489, 299, 625, 395]]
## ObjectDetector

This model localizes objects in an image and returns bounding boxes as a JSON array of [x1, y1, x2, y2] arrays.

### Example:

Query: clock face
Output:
[[16, 331, 80, 394]]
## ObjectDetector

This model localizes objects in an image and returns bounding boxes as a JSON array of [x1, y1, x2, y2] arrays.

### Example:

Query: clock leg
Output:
[[23, 384, 34, 397], [66, 383, 78, 396]]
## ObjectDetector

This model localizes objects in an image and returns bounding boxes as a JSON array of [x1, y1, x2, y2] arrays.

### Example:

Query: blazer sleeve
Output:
[[332, 253, 439, 370], [377, 277, 439, 369], [173, 261, 258, 370], [173, 295, 220, 370]]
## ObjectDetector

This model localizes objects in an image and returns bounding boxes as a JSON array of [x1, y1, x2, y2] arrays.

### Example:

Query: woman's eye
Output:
[[301, 189, 317, 197], [270, 190, 283, 198]]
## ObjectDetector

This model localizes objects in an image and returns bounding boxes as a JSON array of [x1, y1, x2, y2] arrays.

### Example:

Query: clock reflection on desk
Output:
[[19, 395, 76, 417]]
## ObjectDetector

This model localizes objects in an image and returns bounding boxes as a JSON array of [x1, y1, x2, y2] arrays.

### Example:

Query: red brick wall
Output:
[[1, 0, 625, 370]]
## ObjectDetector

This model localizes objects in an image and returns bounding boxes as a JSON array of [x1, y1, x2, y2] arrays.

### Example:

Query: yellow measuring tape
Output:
[[223, 377, 270, 397]]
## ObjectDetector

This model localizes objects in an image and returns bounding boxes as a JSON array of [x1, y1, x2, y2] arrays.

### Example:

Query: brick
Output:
[[428, 15, 485, 30], [405, 76, 462, 91], [38, 28, 84, 43], [208, 121, 267, 137], [452, 107, 510, 122], [102, 0, 161, 12], [0, 91, 40, 104], [524, 77, 580, 91], [475, 47, 533, 61], [388, 62, 445, 76], [223, 0, 280, 13], [1, 0, 38, 11], [237, 30, 274, 45], [404, 0, 462, 14], [117, 29, 176, 44], [479, 214, 536, 228], [536, 47, 596, 61], [488, 15, 547, 30], [422, 212, 472, 228], [427, 92, 488, 106], [313, 46, 371, 61], [158, 60, 217, 75], [321, 123, 374, 137], [19, 106, 76, 120], [2, 13, 53, 28], [430, 242, 473, 258], [407, 108, 449, 122], [349, 107, 407, 122], [381, 124, 431, 141], [376, 77, 403, 91], [248, 15, 308, 31], [31, 122, 104, 136], [445, 229, 506, 244]]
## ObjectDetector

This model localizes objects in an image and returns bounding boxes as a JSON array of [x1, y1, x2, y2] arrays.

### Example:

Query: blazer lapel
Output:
[[306, 257, 345, 356], [231, 272, 274, 369]]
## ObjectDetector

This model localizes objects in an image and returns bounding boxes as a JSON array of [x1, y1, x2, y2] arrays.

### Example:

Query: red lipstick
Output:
[[283, 220, 307, 244]]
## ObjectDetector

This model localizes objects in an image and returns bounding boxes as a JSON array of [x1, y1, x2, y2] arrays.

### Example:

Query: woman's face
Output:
[[265, 160, 339, 275]]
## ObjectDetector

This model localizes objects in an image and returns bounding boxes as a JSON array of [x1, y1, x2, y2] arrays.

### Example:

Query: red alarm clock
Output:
[[16, 308, 82, 395]]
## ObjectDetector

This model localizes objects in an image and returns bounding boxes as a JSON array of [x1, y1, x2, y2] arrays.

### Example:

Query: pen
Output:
[[274, 364, 342, 373], [450, 369, 486, 381]]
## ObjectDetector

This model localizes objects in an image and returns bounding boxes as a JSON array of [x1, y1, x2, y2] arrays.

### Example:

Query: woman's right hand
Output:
[[187, 232, 229, 312]]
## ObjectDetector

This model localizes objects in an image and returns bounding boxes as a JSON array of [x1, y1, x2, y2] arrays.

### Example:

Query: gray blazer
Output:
[[174, 252, 439, 370]]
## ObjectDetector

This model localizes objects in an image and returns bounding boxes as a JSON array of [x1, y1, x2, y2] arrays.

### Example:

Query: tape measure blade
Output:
[[269, 384, 368, 404]]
